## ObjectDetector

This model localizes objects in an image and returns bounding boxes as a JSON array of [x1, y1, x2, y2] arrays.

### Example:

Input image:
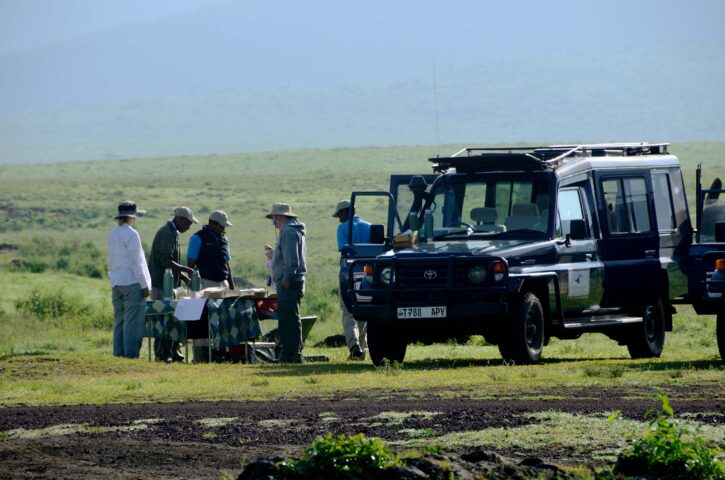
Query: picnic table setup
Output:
[[144, 287, 270, 363]]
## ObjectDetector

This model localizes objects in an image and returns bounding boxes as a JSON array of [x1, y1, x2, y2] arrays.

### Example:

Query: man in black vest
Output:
[[187, 210, 235, 290], [187, 210, 235, 362]]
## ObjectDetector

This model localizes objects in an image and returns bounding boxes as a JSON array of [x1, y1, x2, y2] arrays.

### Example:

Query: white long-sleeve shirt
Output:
[[108, 224, 151, 289]]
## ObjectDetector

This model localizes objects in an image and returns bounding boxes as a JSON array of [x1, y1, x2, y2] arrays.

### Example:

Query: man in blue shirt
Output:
[[187, 210, 235, 362], [333, 200, 371, 360]]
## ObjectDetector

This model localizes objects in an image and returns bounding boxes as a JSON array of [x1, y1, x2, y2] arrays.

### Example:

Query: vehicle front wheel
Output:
[[498, 291, 544, 364], [626, 299, 665, 359], [717, 313, 724, 362], [367, 323, 407, 367]]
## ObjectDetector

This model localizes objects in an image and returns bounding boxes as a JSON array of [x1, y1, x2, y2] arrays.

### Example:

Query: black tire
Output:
[[367, 322, 407, 366], [498, 291, 544, 364], [626, 298, 666, 359], [717, 313, 725, 362]]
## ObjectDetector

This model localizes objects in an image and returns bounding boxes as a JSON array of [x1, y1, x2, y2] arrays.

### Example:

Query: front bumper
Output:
[[352, 301, 507, 324]]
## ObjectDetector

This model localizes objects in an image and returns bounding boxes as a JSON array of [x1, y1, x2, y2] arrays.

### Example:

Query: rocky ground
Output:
[[0, 386, 722, 479]]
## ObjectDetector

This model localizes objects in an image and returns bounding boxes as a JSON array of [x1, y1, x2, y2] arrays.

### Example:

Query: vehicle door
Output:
[[594, 172, 660, 308], [555, 184, 604, 318], [339, 191, 406, 310], [389, 174, 439, 232]]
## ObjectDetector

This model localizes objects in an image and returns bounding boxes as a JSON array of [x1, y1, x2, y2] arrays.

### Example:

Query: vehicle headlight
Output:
[[468, 265, 487, 284], [380, 267, 392, 285]]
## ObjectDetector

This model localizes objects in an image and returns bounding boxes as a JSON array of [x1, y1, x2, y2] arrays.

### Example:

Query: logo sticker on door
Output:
[[568, 269, 590, 298]]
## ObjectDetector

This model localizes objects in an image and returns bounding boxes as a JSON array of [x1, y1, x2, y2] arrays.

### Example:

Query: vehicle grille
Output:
[[395, 260, 450, 288]]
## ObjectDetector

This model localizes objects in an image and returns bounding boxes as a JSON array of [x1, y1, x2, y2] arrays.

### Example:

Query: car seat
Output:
[[470, 207, 505, 233], [504, 204, 541, 231]]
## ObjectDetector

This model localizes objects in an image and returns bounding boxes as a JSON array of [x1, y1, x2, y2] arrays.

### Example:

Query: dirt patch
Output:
[[0, 387, 722, 479]]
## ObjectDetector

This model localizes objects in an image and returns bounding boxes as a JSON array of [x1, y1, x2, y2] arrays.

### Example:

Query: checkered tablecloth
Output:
[[145, 297, 262, 348]]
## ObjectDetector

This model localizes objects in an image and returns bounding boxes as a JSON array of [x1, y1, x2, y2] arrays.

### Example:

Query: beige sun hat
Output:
[[113, 201, 146, 219], [331, 200, 351, 218], [265, 202, 298, 218], [174, 206, 199, 224], [209, 210, 232, 227]]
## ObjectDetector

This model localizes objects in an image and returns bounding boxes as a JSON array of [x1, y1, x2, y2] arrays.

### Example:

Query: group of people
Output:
[[108, 198, 371, 364]]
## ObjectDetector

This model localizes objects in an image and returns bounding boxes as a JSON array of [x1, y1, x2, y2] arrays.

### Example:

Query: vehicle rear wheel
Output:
[[717, 313, 724, 362], [626, 298, 665, 359], [498, 291, 544, 364], [367, 323, 407, 366]]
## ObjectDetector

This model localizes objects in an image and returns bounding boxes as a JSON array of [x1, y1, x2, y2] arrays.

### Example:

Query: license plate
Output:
[[397, 306, 446, 319]]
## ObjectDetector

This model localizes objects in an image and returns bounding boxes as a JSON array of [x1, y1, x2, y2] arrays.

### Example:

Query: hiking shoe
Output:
[[348, 345, 366, 361]]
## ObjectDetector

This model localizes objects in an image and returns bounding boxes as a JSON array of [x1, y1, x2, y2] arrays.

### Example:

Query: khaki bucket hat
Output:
[[332, 200, 351, 218], [265, 202, 298, 218]]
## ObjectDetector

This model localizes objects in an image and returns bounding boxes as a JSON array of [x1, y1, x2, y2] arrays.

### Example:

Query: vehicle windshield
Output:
[[427, 176, 552, 240]]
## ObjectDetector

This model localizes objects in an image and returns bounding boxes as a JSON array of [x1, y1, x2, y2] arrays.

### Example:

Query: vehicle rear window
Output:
[[652, 172, 676, 231], [602, 177, 652, 235]]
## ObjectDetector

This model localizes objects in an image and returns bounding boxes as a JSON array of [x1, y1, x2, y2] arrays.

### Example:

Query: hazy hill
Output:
[[1, 0, 724, 164]]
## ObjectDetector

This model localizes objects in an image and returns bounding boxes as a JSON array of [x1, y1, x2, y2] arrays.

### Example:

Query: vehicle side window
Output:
[[651, 172, 676, 231], [557, 188, 587, 237], [602, 177, 652, 235]]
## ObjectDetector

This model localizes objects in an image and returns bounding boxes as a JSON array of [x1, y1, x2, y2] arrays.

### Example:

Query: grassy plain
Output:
[[0, 142, 723, 409]]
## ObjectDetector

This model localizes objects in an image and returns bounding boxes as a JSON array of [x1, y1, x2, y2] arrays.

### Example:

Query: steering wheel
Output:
[[457, 221, 474, 229]]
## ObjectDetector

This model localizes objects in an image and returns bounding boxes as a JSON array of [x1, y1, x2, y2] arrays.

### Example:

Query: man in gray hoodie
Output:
[[266, 202, 307, 363]]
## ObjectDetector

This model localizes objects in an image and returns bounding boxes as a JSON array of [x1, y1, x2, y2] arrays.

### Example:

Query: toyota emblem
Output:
[[423, 269, 437, 280]]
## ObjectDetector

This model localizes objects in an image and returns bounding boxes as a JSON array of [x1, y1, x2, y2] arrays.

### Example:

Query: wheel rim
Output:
[[643, 305, 657, 342], [525, 308, 542, 348]]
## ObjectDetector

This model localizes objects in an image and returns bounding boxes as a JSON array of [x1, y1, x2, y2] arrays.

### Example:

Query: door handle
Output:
[[644, 249, 657, 257]]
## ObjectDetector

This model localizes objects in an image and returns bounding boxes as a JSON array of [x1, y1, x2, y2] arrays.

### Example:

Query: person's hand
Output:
[[282, 278, 290, 289], [142, 287, 150, 298]]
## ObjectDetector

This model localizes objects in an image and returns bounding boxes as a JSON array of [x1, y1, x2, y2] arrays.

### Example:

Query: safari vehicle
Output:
[[684, 166, 725, 361], [341, 143, 695, 365]]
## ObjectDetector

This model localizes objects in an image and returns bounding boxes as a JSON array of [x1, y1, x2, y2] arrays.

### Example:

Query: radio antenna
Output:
[[433, 55, 441, 157]]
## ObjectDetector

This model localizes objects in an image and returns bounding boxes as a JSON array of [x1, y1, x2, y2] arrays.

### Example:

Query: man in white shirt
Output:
[[108, 201, 152, 359]]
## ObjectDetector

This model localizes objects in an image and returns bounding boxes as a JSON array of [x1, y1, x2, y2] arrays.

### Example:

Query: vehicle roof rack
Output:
[[429, 143, 670, 173]]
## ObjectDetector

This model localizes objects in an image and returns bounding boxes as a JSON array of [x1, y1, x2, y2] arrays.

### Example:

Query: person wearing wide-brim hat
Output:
[[108, 201, 152, 359], [266, 202, 307, 363], [148, 206, 199, 362], [332, 199, 372, 361]]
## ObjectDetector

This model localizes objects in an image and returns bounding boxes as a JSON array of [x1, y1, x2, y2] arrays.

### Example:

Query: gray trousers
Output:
[[339, 291, 367, 352], [277, 280, 304, 362], [112, 283, 146, 359]]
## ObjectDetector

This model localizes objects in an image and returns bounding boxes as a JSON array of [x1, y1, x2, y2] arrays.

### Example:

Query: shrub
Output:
[[15, 289, 112, 330], [279, 433, 400, 479], [615, 394, 725, 479], [11, 237, 106, 279]]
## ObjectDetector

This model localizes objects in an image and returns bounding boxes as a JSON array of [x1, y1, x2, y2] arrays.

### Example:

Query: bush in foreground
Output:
[[613, 394, 725, 479], [278, 433, 400, 479]]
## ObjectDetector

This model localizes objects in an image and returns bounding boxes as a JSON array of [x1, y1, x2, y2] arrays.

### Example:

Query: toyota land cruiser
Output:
[[341, 143, 695, 365]]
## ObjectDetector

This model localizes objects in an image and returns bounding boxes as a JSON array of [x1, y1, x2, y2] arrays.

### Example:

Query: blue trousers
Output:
[[112, 283, 146, 359]]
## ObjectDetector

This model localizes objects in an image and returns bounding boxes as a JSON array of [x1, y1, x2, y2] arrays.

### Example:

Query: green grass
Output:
[[0, 143, 723, 409]]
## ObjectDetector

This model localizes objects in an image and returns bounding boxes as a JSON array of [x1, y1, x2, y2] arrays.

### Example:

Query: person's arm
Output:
[[281, 230, 300, 289], [226, 263, 235, 290], [186, 235, 201, 270], [128, 230, 151, 295], [336, 223, 345, 251]]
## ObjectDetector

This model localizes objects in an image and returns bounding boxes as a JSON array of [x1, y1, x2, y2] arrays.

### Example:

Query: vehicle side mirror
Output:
[[370, 224, 385, 244], [569, 219, 587, 240], [716, 222, 725, 242]]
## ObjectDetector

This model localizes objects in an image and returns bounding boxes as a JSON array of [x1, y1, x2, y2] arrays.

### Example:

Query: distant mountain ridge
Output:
[[1, 0, 724, 164]]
